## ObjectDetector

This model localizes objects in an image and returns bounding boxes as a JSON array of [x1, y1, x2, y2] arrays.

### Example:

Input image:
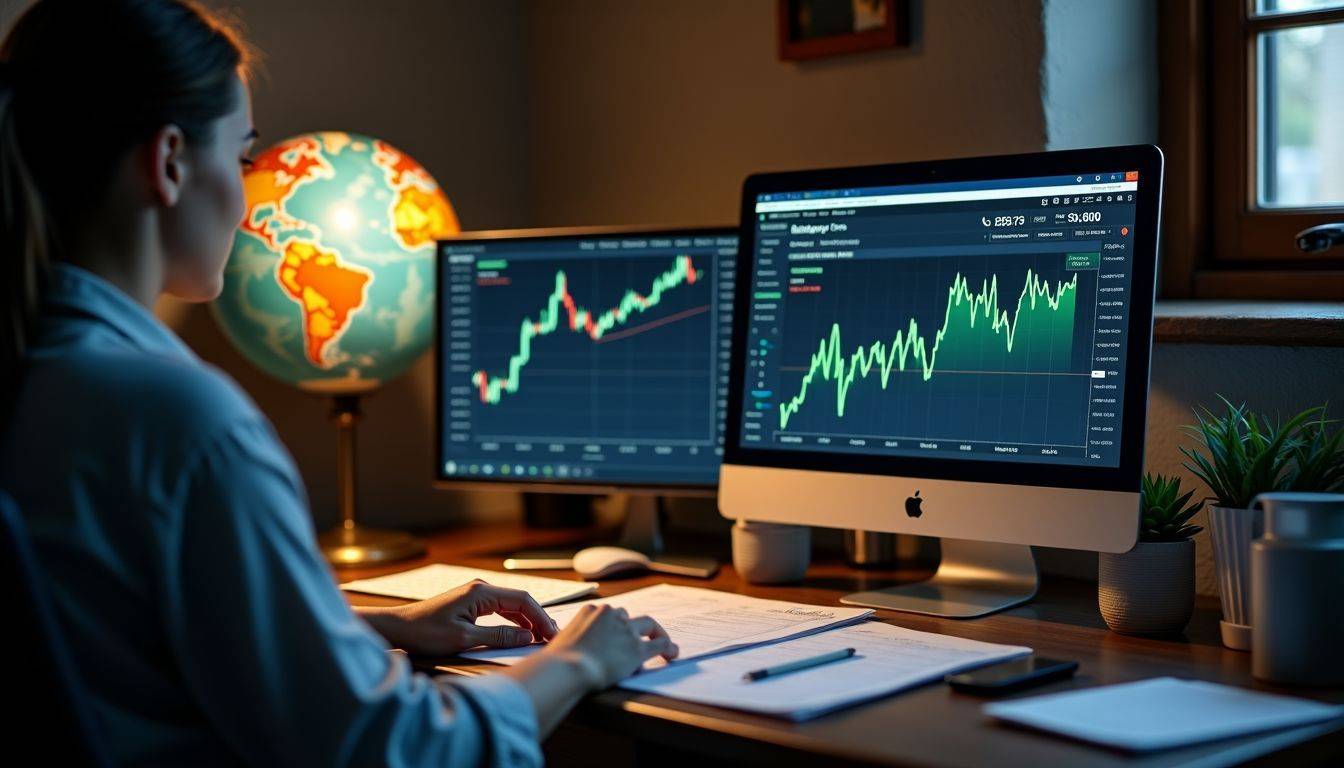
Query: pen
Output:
[[743, 647, 857, 681]]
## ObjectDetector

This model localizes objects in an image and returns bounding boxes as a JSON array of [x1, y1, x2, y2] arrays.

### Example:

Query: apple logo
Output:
[[905, 490, 923, 518]]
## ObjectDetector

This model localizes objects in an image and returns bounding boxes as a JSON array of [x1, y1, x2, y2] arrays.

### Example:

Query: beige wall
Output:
[[528, 0, 1047, 227]]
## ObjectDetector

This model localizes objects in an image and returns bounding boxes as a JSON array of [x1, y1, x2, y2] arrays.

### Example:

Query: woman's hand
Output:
[[358, 579, 559, 656], [539, 604, 678, 690]]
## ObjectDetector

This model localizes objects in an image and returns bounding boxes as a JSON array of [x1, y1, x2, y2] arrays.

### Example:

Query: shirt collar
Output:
[[42, 263, 197, 361]]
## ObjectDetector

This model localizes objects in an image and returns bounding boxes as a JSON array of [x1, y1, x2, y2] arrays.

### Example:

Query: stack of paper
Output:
[[621, 620, 1030, 721], [461, 583, 1031, 719], [340, 564, 597, 606], [463, 583, 874, 667]]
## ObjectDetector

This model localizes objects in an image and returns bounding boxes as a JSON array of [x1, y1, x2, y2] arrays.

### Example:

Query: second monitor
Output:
[[436, 227, 737, 492]]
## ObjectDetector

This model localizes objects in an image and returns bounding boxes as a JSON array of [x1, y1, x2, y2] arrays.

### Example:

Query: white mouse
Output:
[[572, 546, 651, 580]]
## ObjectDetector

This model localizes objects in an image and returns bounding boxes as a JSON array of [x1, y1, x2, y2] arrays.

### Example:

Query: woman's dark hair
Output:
[[0, 0, 251, 408]]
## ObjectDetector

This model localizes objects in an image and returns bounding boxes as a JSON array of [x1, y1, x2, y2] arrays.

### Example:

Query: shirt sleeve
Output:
[[157, 417, 543, 768]]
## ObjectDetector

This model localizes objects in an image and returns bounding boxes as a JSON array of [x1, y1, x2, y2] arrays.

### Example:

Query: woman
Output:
[[0, 1, 676, 765]]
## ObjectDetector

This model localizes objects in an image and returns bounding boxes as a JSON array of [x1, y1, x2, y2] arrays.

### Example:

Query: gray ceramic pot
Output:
[[1098, 540, 1195, 635]]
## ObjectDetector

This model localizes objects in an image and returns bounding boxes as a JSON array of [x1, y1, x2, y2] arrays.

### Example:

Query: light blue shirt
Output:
[[1, 264, 542, 767]]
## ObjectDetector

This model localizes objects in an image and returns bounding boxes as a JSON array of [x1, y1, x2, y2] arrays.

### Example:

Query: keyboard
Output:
[[340, 563, 598, 606]]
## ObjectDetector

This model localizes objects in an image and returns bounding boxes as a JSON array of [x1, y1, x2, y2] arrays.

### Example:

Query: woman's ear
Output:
[[148, 124, 187, 207]]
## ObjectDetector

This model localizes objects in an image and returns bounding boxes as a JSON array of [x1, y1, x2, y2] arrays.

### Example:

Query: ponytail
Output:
[[0, 0, 251, 416], [0, 60, 52, 411]]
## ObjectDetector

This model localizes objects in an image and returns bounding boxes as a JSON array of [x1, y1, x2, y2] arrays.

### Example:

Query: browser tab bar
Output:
[[754, 181, 1140, 213]]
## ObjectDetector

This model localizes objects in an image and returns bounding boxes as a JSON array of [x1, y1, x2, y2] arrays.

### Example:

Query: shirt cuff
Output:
[[440, 673, 543, 768]]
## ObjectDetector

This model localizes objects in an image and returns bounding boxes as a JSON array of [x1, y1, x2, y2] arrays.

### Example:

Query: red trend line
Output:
[[594, 304, 711, 344]]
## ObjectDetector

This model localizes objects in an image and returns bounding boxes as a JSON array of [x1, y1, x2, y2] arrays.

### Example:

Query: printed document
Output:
[[463, 583, 873, 667], [620, 620, 1030, 720]]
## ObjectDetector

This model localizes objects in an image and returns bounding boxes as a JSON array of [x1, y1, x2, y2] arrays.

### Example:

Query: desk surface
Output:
[[340, 523, 1344, 768]]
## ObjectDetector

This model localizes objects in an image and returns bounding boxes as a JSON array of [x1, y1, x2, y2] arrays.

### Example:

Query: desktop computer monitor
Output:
[[435, 226, 737, 496], [720, 145, 1163, 617]]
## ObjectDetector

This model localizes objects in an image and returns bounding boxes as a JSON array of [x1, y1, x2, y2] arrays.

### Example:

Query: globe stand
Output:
[[317, 395, 425, 567]]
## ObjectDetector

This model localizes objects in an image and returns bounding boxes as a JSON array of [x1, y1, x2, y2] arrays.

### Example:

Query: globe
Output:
[[212, 131, 458, 394]]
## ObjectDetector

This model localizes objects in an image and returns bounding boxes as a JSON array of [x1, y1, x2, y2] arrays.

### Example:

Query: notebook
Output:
[[984, 677, 1344, 752], [340, 563, 597, 606]]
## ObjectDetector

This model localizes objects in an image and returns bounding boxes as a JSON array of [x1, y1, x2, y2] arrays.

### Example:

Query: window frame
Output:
[[1162, 0, 1344, 299]]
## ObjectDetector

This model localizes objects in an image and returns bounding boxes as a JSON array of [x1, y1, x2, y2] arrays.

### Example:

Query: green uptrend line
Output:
[[778, 269, 1078, 430], [472, 255, 701, 405]]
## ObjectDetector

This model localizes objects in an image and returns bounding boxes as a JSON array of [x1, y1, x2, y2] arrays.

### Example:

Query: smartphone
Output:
[[945, 656, 1077, 695]]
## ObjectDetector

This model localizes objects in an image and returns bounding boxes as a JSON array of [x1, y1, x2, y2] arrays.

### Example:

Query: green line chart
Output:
[[472, 255, 702, 405], [777, 268, 1078, 430]]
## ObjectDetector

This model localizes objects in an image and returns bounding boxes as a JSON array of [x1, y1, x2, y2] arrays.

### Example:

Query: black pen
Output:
[[743, 647, 857, 681]]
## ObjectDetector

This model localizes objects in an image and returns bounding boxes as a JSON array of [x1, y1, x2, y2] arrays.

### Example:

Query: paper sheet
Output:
[[984, 677, 1344, 752], [619, 620, 1030, 720], [340, 564, 597, 606], [462, 584, 873, 668]]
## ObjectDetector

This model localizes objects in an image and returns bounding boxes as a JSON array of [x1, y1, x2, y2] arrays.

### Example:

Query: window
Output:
[[1257, 9, 1344, 208], [1165, 1, 1344, 299]]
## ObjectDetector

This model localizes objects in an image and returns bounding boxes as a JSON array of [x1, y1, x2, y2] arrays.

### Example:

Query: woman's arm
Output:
[[162, 419, 547, 767], [354, 581, 558, 654], [505, 604, 677, 736], [355, 587, 678, 738]]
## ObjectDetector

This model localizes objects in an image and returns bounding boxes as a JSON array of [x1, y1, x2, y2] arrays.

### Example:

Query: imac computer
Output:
[[436, 226, 737, 557], [720, 145, 1163, 617]]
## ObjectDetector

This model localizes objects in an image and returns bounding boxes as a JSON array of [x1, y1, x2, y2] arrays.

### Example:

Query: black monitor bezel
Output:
[[723, 145, 1163, 493], [434, 224, 737, 496]]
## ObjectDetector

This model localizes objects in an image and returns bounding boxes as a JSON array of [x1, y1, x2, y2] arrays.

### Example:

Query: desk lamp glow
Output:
[[213, 131, 459, 566]]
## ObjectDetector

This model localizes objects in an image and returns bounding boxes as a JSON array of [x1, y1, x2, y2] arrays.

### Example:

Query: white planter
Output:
[[1098, 540, 1195, 635], [1207, 504, 1262, 651]]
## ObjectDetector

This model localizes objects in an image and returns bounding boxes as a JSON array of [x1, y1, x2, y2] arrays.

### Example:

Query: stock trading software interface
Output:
[[439, 231, 736, 486], [740, 171, 1142, 468]]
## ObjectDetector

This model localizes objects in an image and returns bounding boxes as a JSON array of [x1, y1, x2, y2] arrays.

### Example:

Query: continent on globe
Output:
[[242, 136, 333, 248], [275, 239, 372, 367], [392, 186, 457, 249], [373, 139, 459, 249], [215, 131, 454, 393]]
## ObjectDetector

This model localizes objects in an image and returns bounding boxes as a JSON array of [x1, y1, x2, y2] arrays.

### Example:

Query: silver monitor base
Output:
[[840, 539, 1038, 618], [617, 495, 720, 577]]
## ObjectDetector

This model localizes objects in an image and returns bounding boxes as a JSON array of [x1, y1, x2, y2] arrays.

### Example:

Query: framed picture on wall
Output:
[[777, 0, 909, 61]]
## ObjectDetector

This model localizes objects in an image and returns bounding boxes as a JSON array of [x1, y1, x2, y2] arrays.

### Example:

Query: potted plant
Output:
[[1099, 473, 1203, 635], [1285, 411, 1344, 493], [1179, 398, 1323, 650]]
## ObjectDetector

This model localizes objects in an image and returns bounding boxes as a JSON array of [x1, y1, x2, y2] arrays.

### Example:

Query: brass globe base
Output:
[[317, 395, 424, 568], [319, 523, 425, 567]]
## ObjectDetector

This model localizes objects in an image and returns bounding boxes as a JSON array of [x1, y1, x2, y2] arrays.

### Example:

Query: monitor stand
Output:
[[839, 539, 1038, 619], [616, 495, 719, 578], [615, 495, 666, 553]]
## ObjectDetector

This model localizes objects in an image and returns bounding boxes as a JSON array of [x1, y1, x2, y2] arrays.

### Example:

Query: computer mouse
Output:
[[572, 546, 651, 580]]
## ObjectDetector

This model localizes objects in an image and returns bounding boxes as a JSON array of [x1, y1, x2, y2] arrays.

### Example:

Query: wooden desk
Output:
[[341, 524, 1344, 767]]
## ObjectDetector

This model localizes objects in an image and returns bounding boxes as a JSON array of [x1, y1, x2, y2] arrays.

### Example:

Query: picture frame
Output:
[[777, 0, 909, 61]]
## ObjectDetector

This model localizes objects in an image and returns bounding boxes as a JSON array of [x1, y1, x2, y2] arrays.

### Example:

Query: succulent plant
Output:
[[1139, 473, 1204, 542]]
